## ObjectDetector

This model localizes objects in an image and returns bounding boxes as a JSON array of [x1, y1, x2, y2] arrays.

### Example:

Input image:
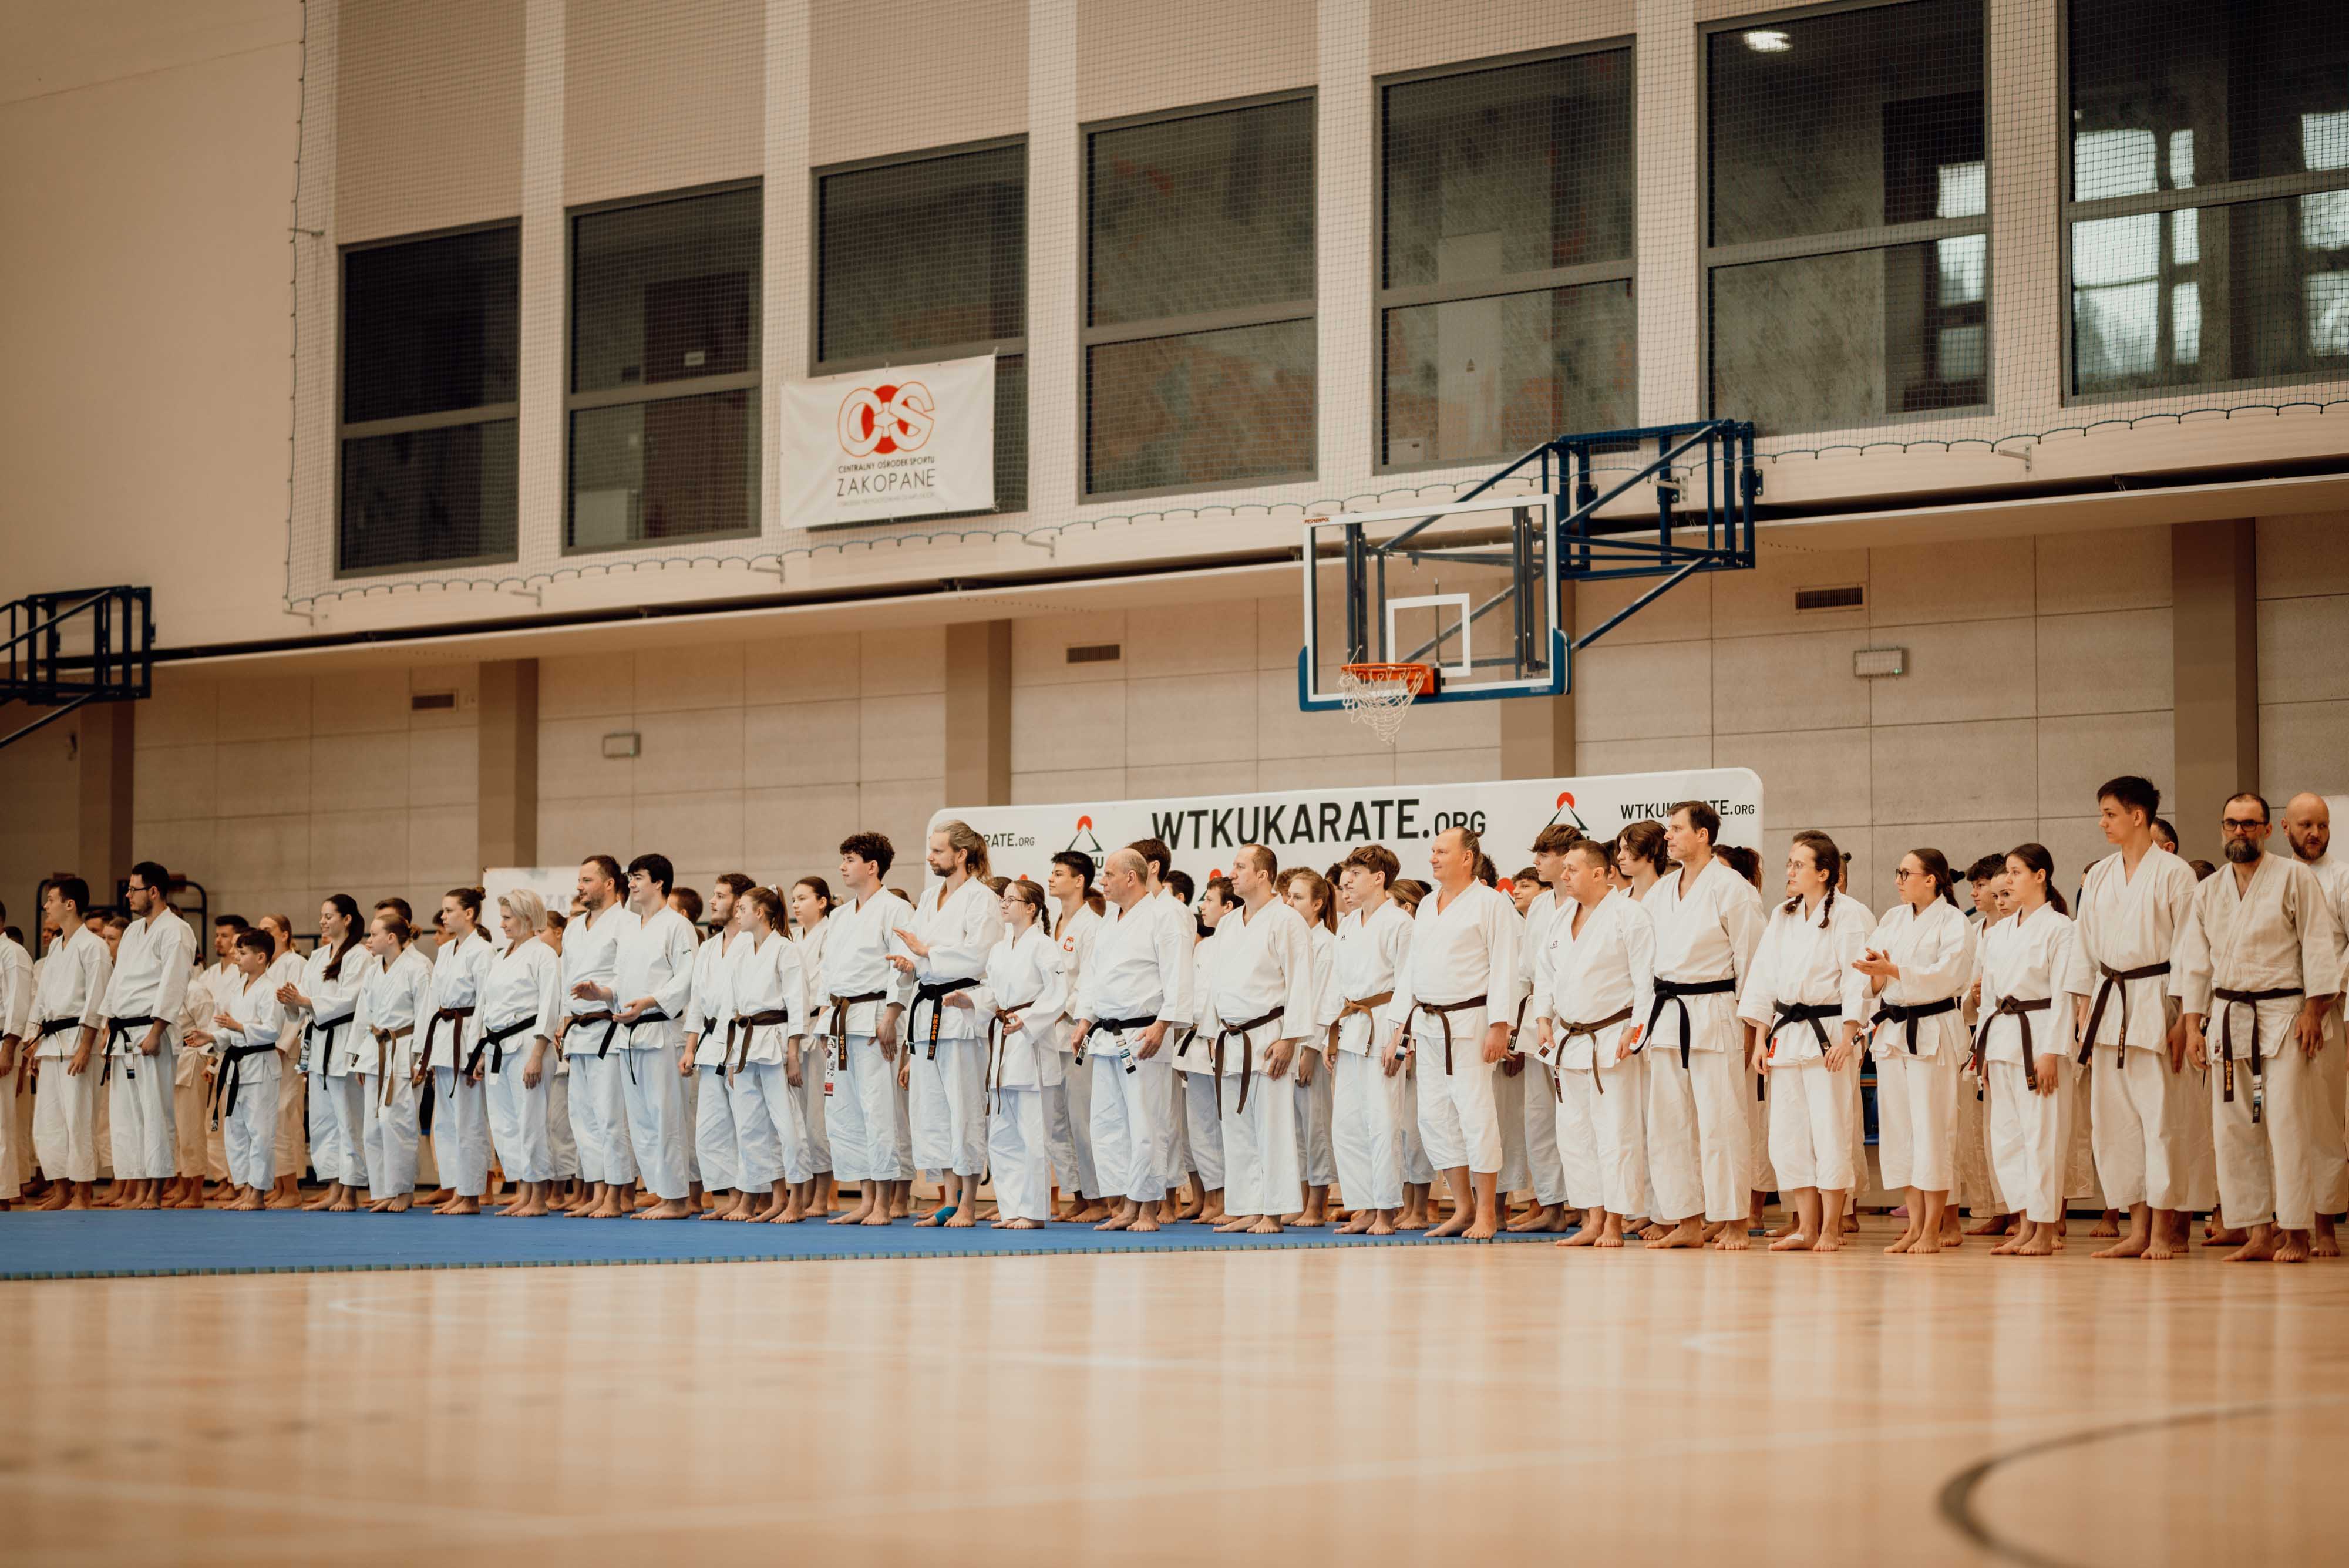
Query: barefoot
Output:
[[1394, 1213, 1430, 1232], [1911, 1230, 1943, 1254], [1243, 1217, 1279, 1234], [2090, 1212, 2121, 1238], [1712, 1227, 1751, 1251], [440, 1196, 479, 1215], [2093, 1233, 2149, 1259], [1640, 1222, 1672, 1242], [35, 1187, 70, 1212], [1335, 1214, 1370, 1234], [2144, 1233, 2176, 1260], [1593, 1226, 1625, 1249], [1366, 1217, 1395, 1235], [1213, 1215, 1255, 1234], [827, 1204, 870, 1226], [1649, 1219, 1707, 1250], [2015, 1230, 2055, 1256], [1813, 1230, 1843, 1253], [227, 1193, 264, 1212], [1884, 1228, 1920, 1255], [1769, 1229, 1816, 1251], [1559, 1224, 1597, 1248], [2311, 1217, 2340, 1258], [945, 1210, 975, 1228], [1068, 1202, 1112, 1223], [632, 1199, 691, 1220], [858, 1210, 893, 1226], [1130, 1215, 1160, 1233], [1966, 1215, 2012, 1237], [383, 1194, 413, 1213], [1289, 1212, 1326, 1229], [2224, 1231, 2278, 1262], [1002, 1217, 1041, 1229], [1096, 1211, 1134, 1232], [2205, 1227, 2248, 1247], [2274, 1231, 2311, 1263], [1426, 1212, 1470, 1239], [327, 1192, 358, 1213], [509, 1198, 547, 1217], [1463, 1214, 1499, 1240]]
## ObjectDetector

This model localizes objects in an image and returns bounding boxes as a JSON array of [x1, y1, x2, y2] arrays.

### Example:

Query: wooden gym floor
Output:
[[3, 1216, 2342, 1566]]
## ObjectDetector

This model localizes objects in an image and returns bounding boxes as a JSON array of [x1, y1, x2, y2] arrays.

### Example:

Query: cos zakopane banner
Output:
[[782, 354, 996, 527]]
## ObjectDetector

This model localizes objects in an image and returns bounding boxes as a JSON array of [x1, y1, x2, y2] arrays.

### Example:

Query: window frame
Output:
[[1079, 87, 1320, 504], [1372, 38, 1640, 476], [334, 216, 524, 578], [1696, 0, 1995, 432], [2057, 0, 2349, 406], [561, 176, 766, 557]]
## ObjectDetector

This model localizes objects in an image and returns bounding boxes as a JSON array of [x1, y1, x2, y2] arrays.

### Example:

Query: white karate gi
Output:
[[1863, 899, 1974, 1194], [171, 957, 220, 1182], [610, 906, 699, 1201], [1045, 903, 1103, 1200], [1512, 889, 1570, 1206], [1976, 902, 2084, 1224], [291, 940, 368, 1187], [2068, 848, 2209, 1212], [819, 888, 917, 1186], [478, 938, 563, 1183], [2172, 853, 2343, 1231], [211, 970, 287, 1190], [1202, 898, 1318, 1219], [1640, 859, 1765, 1222], [1330, 897, 1413, 1212], [560, 900, 638, 1188], [100, 907, 196, 1180], [1151, 890, 1199, 1193], [1740, 894, 1872, 1194], [726, 927, 811, 1188], [906, 877, 1004, 1182], [2298, 854, 2349, 1216], [1291, 923, 1341, 1194], [0, 933, 32, 1200], [262, 950, 307, 1179], [968, 925, 1068, 1222], [1534, 889, 1656, 1219], [687, 928, 746, 1193], [422, 931, 496, 1197], [356, 944, 432, 1196], [1389, 880, 1522, 1176], [1170, 927, 1226, 1192], [790, 920, 833, 1177], [1073, 894, 1192, 1204]]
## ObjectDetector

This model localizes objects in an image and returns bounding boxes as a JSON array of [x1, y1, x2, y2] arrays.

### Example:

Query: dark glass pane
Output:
[[341, 227, 519, 423], [338, 420, 517, 571], [1088, 100, 1315, 326], [2072, 193, 2349, 395], [1086, 319, 1314, 493], [570, 390, 758, 547], [1711, 241, 1986, 430], [819, 144, 1025, 362], [2071, 0, 2349, 199], [1382, 50, 1634, 290], [1382, 281, 1635, 465], [992, 354, 1028, 512], [1708, 0, 1984, 245], [572, 186, 760, 395]]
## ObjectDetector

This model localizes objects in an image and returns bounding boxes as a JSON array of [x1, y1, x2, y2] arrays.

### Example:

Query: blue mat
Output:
[[0, 1209, 1565, 1280]]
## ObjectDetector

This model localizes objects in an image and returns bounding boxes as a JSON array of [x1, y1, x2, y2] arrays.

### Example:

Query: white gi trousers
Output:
[[1518, 1059, 1568, 1205], [1985, 1058, 2078, 1225], [1495, 1058, 1530, 1195], [108, 1036, 177, 1180], [0, 1068, 16, 1199], [827, 1036, 906, 1185], [361, 1071, 420, 1195], [568, 1051, 637, 1188], [733, 1062, 800, 1188], [1293, 1061, 1335, 1190], [797, 1056, 832, 1175], [273, 1061, 305, 1180], [1183, 1071, 1225, 1191], [618, 1045, 689, 1200], [1561, 1054, 1647, 1217], [1089, 1041, 1173, 1204], [484, 1059, 553, 1183], [988, 1085, 1052, 1222], [1768, 1059, 1857, 1193], [890, 1061, 914, 1178], [547, 1069, 578, 1180], [1221, 1061, 1303, 1219], [324, 1072, 367, 1189], [173, 1066, 209, 1180], [222, 1055, 280, 1189], [1412, 1022, 1504, 1175], [2309, 1014, 2348, 1216], [1875, 1048, 1960, 1193], [696, 1064, 742, 1192], [1330, 1051, 1406, 1212], [910, 1037, 988, 1179], [307, 1053, 345, 1182], [2089, 1045, 2214, 1211], [2210, 1000, 2320, 1230], [1046, 1054, 1098, 1197], [1400, 1065, 1435, 1184], [34, 1060, 101, 1182], [429, 1067, 490, 1197], [679, 1065, 701, 1186], [1643, 1044, 1752, 1223]]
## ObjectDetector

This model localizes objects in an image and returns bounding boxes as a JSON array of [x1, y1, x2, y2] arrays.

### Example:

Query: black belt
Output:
[[37, 1015, 83, 1040], [1970, 996, 2052, 1094], [369, 1024, 413, 1105], [701, 1014, 719, 1042], [1874, 996, 1958, 1056], [1092, 1015, 1156, 1077], [2215, 987, 2300, 1125], [420, 1005, 475, 1073], [828, 991, 889, 1069], [729, 1009, 793, 1071], [2079, 961, 2170, 1066], [912, 977, 982, 1059], [305, 1014, 354, 1074], [1404, 994, 1489, 1074], [613, 1008, 671, 1082], [1556, 1007, 1634, 1099], [212, 1041, 277, 1128], [1765, 1002, 1840, 1074], [569, 1009, 621, 1057], [467, 1015, 538, 1078], [102, 1015, 157, 1084], [1213, 1007, 1284, 1114], [1644, 977, 1739, 1069], [987, 1001, 1038, 1109]]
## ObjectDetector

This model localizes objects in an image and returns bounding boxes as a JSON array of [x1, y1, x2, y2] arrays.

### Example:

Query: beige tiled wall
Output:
[[2257, 514, 2349, 802]]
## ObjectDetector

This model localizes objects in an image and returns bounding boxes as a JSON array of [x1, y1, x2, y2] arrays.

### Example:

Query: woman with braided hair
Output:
[[945, 879, 1065, 1229], [1856, 850, 1975, 1254], [1978, 844, 2082, 1258]]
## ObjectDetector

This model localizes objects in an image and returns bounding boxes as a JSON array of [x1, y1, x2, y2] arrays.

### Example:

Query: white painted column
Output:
[[1316, 0, 1373, 489], [1635, 0, 1701, 426], [765, 0, 811, 541], [1988, 0, 2060, 425], [285, 0, 338, 609], [1026, 0, 1079, 521], [514, 0, 567, 568]]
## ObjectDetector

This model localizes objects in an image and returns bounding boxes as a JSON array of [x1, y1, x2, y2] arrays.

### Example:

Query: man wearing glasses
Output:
[[2172, 793, 2344, 1263]]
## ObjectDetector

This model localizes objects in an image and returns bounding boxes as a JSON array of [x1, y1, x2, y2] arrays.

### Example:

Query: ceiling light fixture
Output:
[[1742, 29, 1792, 52]]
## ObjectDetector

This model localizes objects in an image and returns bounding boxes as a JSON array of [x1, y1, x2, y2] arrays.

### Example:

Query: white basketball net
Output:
[[1335, 669, 1419, 743]]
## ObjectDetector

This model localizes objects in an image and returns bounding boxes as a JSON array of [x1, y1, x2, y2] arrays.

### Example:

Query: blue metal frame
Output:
[[1298, 420, 1758, 709], [0, 586, 155, 751]]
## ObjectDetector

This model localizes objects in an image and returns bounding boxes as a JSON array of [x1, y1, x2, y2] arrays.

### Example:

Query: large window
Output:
[[568, 184, 761, 550], [338, 225, 520, 574], [2067, 0, 2349, 398], [1085, 96, 1315, 498], [817, 141, 1026, 512], [1704, 0, 1986, 431], [1379, 48, 1635, 469]]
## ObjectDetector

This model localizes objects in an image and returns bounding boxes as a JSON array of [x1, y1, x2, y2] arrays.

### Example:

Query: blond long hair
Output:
[[936, 819, 991, 880]]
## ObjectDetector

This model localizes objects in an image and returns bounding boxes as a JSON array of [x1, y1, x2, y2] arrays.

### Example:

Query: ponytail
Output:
[[2007, 843, 2068, 916], [1910, 849, 1960, 910], [323, 893, 362, 980]]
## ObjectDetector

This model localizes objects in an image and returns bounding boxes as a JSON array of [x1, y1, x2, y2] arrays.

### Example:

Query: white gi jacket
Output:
[[1200, 898, 1319, 1074], [1051, 903, 1102, 1055], [1386, 880, 1522, 1064], [561, 901, 638, 1057], [1864, 899, 1976, 1061], [820, 889, 916, 1040], [213, 971, 289, 1058], [1737, 893, 1873, 1066], [1172, 930, 1221, 1076], [906, 878, 1004, 1052], [356, 945, 433, 1080], [477, 938, 564, 1066], [612, 906, 698, 1051], [687, 930, 747, 1069], [30, 927, 109, 1056], [1332, 899, 1412, 1056], [725, 929, 808, 1069], [294, 939, 368, 1076], [423, 931, 496, 1071], [0, 932, 34, 1046], [967, 925, 1068, 1091], [101, 907, 196, 1051], [1640, 857, 1765, 1055], [792, 919, 832, 1041], [2170, 852, 2343, 1056], [1533, 889, 1657, 1072], [1974, 902, 2080, 1066], [2065, 847, 2196, 1060], [1073, 896, 1193, 1054]]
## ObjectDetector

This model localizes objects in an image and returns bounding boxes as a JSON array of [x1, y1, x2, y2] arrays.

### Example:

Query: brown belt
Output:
[[1554, 1007, 1635, 1098], [828, 991, 888, 1069], [369, 1024, 414, 1105], [987, 1001, 1037, 1109], [1327, 990, 1393, 1052], [419, 1005, 474, 1074], [729, 1009, 793, 1072], [1213, 1007, 1284, 1115], [1404, 994, 1488, 1074]]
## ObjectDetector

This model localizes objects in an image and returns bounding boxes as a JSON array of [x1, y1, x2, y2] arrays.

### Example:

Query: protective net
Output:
[[284, 0, 2349, 611]]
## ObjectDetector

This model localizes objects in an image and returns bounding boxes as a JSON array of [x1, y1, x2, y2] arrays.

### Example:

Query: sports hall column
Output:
[[1988, 0, 2059, 421], [2170, 521, 2259, 863], [1316, 0, 1371, 484], [1028, 0, 1077, 512], [513, 0, 566, 567], [765, 0, 810, 536], [945, 624, 1014, 807], [78, 704, 135, 905], [479, 661, 540, 870]]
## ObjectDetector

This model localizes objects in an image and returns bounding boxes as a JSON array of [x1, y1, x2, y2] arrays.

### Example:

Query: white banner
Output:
[[924, 769, 1762, 892], [782, 354, 995, 527]]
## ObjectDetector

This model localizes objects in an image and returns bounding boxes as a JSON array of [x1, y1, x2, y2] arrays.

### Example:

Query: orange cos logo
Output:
[[837, 382, 935, 457]]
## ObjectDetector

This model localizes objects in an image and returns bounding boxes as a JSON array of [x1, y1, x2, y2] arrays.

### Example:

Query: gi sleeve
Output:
[[1030, 940, 1069, 1032], [2168, 891, 2213, 1015], [1907, 907, 1976, 1002], [2291, 864, 2344, 1000], [1152, 907, 1194, 1028], [1277, 914, 1317, 1044], [653, 921, 698, 1019], [1736, 916, 1783, 1028], [1724, 881, 1766, 983], [77, 941, 111, 1029], [1833, 901, 1872, 1028], [532, 948, 564, 1044], [776, 939, 809, 1038], [1, 945, 31, 1041], [1483, 898, 1521, 1036], [1624, 901, 1658, 1031]]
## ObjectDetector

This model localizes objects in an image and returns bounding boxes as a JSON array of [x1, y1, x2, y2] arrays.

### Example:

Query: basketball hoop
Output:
[[1336, 662, 1436, 743]]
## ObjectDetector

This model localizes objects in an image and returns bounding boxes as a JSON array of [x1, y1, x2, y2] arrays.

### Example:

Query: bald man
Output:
[[2283, 793, 2349, 1254]]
